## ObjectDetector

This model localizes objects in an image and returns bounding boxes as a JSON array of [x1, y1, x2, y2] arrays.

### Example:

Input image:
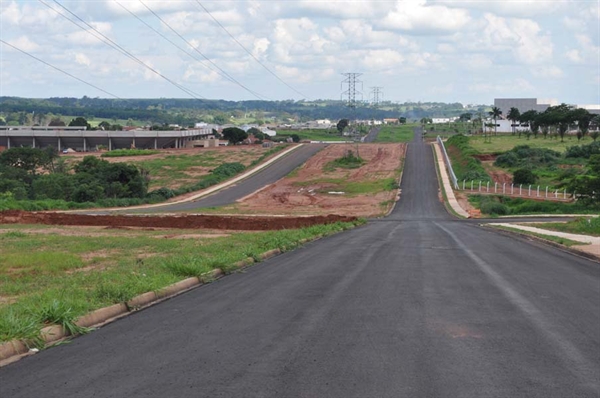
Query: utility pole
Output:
[[341, 73, 363, 157], [370, 86, 383, 106]]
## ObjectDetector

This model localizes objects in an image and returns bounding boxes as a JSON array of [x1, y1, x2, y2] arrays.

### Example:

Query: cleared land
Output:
[[219, 143, 407, 217]]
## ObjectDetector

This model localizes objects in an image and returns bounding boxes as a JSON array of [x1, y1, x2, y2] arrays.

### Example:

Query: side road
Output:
[[71, 144, 304, 213]]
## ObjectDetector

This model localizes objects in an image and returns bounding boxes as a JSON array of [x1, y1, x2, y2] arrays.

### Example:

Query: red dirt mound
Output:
[[0, 211, 356, 231]]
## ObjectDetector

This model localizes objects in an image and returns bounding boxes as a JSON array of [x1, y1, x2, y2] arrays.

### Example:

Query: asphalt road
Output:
[[128, 143, 326, 213], [2, 131, 599, 397]]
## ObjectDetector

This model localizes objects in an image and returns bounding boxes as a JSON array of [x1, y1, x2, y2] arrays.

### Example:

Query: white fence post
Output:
[[528, 185, 531, 196], [564, 189, 566, 199], [479, 181, 482, 192], [545, 186, 548, 198], [471, 180, 474, 190], [494, 182, 497, 193], [503, 183, 506, 194], [486, 181, 490, 192], [537, 186, 540, 197]]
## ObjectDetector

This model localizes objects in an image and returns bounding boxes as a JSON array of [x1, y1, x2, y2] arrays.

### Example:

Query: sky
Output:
[[0, 0, 599, 105]]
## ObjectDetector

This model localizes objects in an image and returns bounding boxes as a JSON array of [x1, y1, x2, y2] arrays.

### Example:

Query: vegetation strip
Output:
[[488, 224, 588, 247], [521, 217, 600, 237], [0, 220, 363, 359]]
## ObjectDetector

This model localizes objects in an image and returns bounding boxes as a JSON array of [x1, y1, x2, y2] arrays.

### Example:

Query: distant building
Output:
[[432, 117, 458, 124], [494, 98, 558, 115]]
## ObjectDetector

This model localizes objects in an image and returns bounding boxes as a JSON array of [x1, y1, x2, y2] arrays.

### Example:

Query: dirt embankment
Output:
[[0, 211, 356, 231], [237, 143, 407, 217]]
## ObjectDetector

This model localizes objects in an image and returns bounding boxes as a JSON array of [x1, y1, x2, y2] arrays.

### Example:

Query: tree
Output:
[[519, 110, 539, 139], [247, 127, 265, 140], [48, 117, 66, 127], [0, 147, 57, 175], [591, 115, 600, 142], [336, 119, 349, 133], [98, 121, 111, 130], [222, 127, 248, 144], [566, 154, 600, 205], [212, 114, 227, 125], [458, 113, 472, 122], [513, 168, 537, 185], [399, 117, 407, 124], [571, 108, 592, 141], [545, 104, 573, 142], [290, 133, 300, 143], [488, 106, 502, 136], [507, 107, 520, 136], [68, 117, 91, 130]]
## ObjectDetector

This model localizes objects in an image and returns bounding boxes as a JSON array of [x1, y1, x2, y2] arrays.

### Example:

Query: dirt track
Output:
[[0, 211, 356, 231]]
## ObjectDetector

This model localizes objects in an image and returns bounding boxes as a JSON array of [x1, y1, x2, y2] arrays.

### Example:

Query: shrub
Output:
[[480, 201, 510, 215], [513, 168, 538, 185], [565, 141, 600, 159]]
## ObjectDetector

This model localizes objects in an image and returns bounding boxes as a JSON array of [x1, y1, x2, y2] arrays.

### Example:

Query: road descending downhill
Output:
[[1, 130, 599, 397]]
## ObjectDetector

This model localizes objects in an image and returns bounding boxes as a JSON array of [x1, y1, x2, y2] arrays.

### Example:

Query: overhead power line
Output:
[[39, 0, 206, 99], [194, 0, 309, 100], [114, 1, 221, 80], [0, 39, 121, 98], [139, 0, 268, 101]]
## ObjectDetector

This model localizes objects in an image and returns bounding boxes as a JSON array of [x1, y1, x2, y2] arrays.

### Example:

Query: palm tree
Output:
[[488, 106, 502, 136], [507, 107, 520, 136]]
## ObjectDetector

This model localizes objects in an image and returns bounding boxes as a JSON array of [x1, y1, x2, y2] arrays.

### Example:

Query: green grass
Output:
[[374, 124, 416, 143], [101, 149, 160, 157], [523, 217, 600, 237], [135, 146, 283, 189], [491, 225, 587, 247], [0, 220, 362, 344], [324, 152, 365, 171], [294, 177, 396, 196], [469, 135, 589, 154], [468, 194, 598, 216]]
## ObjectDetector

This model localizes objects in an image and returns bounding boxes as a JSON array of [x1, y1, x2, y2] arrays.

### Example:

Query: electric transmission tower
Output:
[[341, 73, 363, 114], [370, 86, 383, 106]]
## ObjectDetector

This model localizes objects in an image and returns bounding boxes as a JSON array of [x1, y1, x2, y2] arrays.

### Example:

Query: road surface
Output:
[[129, 143, 326, 213], [1, 131, 599, 397]]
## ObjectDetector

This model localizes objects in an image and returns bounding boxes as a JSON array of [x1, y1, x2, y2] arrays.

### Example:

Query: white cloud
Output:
[[382, 0, 471, 34], [7, 36, 40, 52], [430, 0, 568, 18], [531, 65, 563, 78], [566, 49, 583, 64], [75, 53, 91, 66]]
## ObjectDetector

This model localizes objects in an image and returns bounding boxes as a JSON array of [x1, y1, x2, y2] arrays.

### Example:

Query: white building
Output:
[[432, 117, 459, 124], [494, 98, 558, 116]]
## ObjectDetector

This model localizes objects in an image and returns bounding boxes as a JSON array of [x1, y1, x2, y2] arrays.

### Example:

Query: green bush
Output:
[[565, 141, 600, 159], [513, 168, 538, 185], [480, 201, 510, 215], [445, 134, 491, 183]]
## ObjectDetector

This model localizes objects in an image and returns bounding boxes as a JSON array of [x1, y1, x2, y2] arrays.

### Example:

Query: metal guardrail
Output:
[[437, 135, 459, 190]]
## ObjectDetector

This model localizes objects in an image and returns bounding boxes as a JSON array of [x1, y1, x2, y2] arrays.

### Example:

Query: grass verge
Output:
[[490, 225, 588, 247], [522, 217, 600, 237], [0, 220, 363, 344]]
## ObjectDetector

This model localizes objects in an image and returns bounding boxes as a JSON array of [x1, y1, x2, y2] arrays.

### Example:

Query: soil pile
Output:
[[0, 210, 356, 231]]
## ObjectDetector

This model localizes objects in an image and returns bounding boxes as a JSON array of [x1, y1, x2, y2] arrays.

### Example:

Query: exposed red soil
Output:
[[473, 154, 497, 161], [0, 210, 356, 231], [236, 143, 407, 217]]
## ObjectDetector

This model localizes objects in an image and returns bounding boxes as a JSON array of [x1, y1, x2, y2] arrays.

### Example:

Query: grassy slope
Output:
[[0, 221, 362, 344], [374, 124, 416, 143], [468, 135, 589, 154]]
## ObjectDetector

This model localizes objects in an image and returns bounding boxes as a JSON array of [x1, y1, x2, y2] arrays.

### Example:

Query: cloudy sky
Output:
[[1, 0, 599, 105]]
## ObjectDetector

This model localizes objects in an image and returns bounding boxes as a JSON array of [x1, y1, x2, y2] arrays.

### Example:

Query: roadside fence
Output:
[[460, 180, 574, 202], [437, 136, 459, 189]]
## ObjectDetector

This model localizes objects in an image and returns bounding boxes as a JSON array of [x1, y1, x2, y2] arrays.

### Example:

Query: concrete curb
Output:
[[482, 224, 600, 264], [0, 244, 302, 366], [431, 143, 470, 219]]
